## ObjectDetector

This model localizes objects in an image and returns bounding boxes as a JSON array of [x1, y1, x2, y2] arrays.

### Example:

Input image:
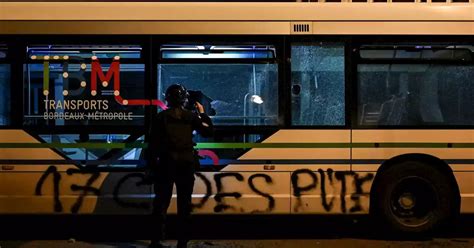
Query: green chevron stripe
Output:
[[350, 143, 460, 148], [453, 143, 474, 148], [195, 143, 351, 149], [0, 142, 473, 149], [0, 142, 147, 149], [196, 142, 474, 149]]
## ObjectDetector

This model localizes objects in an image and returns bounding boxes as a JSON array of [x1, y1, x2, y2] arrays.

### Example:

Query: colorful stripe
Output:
[[1, 159, 473, 166], [197, 142, 474, 149], [0, 159, 144, 165], [0, 142, 146, 149], [0, 142, 472, 149]]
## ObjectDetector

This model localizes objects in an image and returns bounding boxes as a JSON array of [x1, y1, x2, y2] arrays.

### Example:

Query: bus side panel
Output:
[[93, 172, 153, 215], [454, 172, 474, 213], [0, 167, 106, 214], [352, 130, 474, 214], [233, 130, 356, 214], [0, 168, 154, 215]]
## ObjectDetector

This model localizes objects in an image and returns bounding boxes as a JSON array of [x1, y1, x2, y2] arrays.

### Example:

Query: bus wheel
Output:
[[373, 161, 456, 234]]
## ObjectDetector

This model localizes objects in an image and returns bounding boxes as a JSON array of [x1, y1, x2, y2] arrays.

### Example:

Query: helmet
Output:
[[165, 84, 189, 107]]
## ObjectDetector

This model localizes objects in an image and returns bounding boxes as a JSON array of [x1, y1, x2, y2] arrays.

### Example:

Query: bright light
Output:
[[250, 95, 263, 104]]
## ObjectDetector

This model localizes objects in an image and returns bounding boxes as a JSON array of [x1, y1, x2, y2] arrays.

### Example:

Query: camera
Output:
[[185, 90, 215, 116], [186, 90, 200, 110]]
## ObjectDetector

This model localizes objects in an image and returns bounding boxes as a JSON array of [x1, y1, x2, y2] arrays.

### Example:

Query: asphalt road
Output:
[[1, 215, 474, 248], [1, 239, 474, 248]]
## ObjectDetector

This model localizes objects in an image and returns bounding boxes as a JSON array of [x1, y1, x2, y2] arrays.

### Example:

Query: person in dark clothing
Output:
[[148, 84, 213, 248]]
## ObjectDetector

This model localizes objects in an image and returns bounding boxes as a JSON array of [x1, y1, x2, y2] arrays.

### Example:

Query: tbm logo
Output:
[[34, 54, 167, 109]]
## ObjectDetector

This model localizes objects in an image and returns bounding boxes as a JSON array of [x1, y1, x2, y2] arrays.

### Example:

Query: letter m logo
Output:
[[90, 58, 120, 97]]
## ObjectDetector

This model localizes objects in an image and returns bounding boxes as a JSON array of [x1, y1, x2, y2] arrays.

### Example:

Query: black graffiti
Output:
[[35, 165, 63, 212], [291, 169, 374, 213], [68, 169, 101, 213], [191, 172, 212, 210], [190, 172, 275, 213], [35, 166, 102, 213], [113, 173, 150, 209], [34, 165, 373, 214], [248, 174, 275, 212], [36, 166, 155, 213], [334, 171, 350, 213], [318, 168, 336, 212], [291, 169, 318, 212], [291, 169, 318, 196], [349, 173, 375, 213], [213, 173, 244, 213]]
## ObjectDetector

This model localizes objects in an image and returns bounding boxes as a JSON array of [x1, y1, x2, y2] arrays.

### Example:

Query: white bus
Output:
[[0, 1, 473, 233]]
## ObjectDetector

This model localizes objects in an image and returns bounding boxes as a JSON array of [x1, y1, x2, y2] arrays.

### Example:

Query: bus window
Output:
[[291, 43, 345, 126], [360, 45, 472, 61], [358, 45, 474, 127], [158, 44, 279, 126], [23, 45, 145, 126], [0, 45, 10, 126]]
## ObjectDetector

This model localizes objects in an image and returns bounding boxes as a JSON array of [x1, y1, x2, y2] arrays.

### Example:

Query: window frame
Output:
[[0, 36, 152, 172], [289, 40, 348, 128], [0, 44, 11, 127], [9, 35, 152, 134], [4, 35, 474, 132], [352, 37, 474, 130], [23, 55, 147, 128], [288, 36, 352, 130], [154, 35, 286, 131]]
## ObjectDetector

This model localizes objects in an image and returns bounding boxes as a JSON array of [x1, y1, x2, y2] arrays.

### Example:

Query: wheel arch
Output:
[[369, 153, 461, 216]]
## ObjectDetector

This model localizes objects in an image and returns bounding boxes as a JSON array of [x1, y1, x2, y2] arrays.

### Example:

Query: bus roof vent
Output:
[[291, 22, 312, 35]]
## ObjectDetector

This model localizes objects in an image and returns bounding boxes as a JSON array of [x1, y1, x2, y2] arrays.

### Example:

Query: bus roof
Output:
[[1, 2, 473, 35]]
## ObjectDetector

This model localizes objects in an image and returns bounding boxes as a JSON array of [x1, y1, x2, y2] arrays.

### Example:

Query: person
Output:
[[148, 84, 213, 248]]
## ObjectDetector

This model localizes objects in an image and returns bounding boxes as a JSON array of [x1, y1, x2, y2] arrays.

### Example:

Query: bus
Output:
[[0, 1, 473, 234]]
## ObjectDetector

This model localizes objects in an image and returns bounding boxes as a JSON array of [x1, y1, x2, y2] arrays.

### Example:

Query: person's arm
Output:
[[192, 102, 214, 137]]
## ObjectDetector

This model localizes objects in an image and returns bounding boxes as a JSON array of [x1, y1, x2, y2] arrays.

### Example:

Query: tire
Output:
[[372, 161, 458, 234]]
